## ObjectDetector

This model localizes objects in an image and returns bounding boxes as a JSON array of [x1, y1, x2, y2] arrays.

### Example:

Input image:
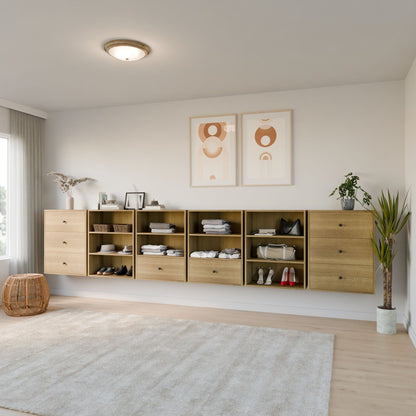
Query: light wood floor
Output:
[[1, 295, 415, 416]]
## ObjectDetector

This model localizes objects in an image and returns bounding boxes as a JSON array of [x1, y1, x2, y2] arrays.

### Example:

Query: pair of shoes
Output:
[[126, 266, 133, 277], [256, 267, 274, 286], [115, 265, 128, 275], [96, 266, 115, 275], [281, 267, 296, 286]]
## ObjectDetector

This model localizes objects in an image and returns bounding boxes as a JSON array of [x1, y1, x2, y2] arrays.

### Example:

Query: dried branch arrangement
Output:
[[47, 172, 93, 194]]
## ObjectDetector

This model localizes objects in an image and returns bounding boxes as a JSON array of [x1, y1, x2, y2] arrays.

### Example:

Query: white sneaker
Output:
[[256, 267, 264, 284], [264, 268, 274, 286]]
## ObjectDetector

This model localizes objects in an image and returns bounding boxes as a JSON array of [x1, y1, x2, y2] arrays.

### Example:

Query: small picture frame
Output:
[[124, 192, 145, 210], [98, 192, 107, 209]]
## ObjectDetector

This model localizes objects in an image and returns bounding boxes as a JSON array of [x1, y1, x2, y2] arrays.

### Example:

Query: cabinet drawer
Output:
[[309, 237, 373, 265], [44, 210, 87, 233], [136, 256, 186, 282], [44, 252, 87, 276], [309, 211, 373, 239], [188, 258, 243, 285], [309, 263, 374, 293], [44, 232, 86, 254]]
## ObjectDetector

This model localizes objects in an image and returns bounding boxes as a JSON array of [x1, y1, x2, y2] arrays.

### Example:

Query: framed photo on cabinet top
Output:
[[189, 114, 237, 187], [241, 110, 292, 186]]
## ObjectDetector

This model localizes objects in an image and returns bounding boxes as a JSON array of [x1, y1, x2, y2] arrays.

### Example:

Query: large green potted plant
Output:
[[370, 191, 410, 334], [330, 172, 372, 209]]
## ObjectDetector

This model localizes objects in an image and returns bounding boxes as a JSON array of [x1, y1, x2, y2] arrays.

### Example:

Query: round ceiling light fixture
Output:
[[103, 39, 151, 62]]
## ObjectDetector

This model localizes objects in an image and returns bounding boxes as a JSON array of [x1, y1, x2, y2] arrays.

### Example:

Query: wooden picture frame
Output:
[[241, 110, 292, 186], [124, 192, 145, 210], [189, 114, 237, 187]]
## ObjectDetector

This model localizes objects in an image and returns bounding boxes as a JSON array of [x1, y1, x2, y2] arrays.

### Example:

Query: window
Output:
[[0, 135, 7, 257]]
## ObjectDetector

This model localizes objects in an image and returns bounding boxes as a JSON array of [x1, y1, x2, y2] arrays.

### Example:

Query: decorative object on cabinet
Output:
[[245, 211, 306, 288], [98, 192, 107, 209], [308, 210, 375, 294], [143, 199, 166, 210], [188, 210, 243, 285], [329, 172, 372, 210], [124, 192, 145, 210], [136, 210, 187, 282], [241, 110, 292, 186], [44, 210, 87, 276], [369, 191, 410, 334], [47, 172, 93, 210], [88, 210, 135, 278], [190, 114, 237, 187], [2, 273, 50, 316]]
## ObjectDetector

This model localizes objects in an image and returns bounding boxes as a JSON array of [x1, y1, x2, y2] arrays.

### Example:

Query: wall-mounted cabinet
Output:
[[136, 210, 187, 282], [87, 210, 135, 279], [187, 210, 243, 285], [308, 210, 375, 293], [245, 211, 307, 289]]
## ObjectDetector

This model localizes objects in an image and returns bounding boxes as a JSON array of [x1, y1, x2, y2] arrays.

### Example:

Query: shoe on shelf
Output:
[[281, 267, 289, 286], [126, 266, 133, 277], [256, 267, 264, 285], [289, 267, 296, 286], [115, 265, 128, 276], [264, 267, 274, 286], [96, 267, 107, 275], [102, 267, 115, 276]]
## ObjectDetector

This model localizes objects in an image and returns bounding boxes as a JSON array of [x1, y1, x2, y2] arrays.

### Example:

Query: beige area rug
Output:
[[0, 309, 334, 416]]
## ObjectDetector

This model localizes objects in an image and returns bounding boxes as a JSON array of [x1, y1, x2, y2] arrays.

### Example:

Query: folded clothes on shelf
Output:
[[201, 219, 229, 226], [254, 228, 276, 236], [166, 249, 184, 257], [149, 222, 176, 233], [202, 219, 231, 234], [190, 250, 219, 258], [218, 248, 241, 259], [141, 244, 167, 256]]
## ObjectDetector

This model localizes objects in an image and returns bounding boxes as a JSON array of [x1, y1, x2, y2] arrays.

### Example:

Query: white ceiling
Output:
[[1, 0, 416, 113]]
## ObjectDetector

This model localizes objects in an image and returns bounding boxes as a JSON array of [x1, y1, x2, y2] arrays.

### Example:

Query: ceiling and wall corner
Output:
[[405, 55, 416, 348]]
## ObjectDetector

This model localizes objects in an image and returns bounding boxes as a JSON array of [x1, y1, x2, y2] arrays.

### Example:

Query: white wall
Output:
[[405, 57, 416, 346], [44, 81, 407, 322]]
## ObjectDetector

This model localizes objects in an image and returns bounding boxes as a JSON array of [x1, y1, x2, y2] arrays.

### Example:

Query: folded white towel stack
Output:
[[141, 244, 167, 256], [166, 249, 184, 257], [149, 223, 176, 233], [201, 219, 231, 235]]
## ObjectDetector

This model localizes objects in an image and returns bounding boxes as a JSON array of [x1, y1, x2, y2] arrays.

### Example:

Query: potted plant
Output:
[[330, 172, 372, 210], [370, 191, 410, 334]]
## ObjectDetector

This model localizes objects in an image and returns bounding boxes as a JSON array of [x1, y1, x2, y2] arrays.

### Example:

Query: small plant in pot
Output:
[[370, 191, 410, 334], [330, 172, 372, 210]]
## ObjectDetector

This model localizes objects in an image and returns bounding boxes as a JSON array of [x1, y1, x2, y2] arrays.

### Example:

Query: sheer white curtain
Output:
[[8, 110, 44, 274]]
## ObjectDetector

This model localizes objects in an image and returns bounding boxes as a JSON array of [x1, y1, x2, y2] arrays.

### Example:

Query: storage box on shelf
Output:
[[136, 210, 187, 282], [88, 210, 135, 279], [308, 210, 375, 293], [188, 210, 243, 286], [44, 210, 87, 276], [245, 211, 307, 289]]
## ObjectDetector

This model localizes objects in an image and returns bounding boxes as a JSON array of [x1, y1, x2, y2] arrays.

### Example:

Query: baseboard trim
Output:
[[50, 287, 385, 322], [408, 324, 416, 349]]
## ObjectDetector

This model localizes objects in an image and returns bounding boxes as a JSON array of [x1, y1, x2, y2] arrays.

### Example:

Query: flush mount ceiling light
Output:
[[103, 39, 151, 62]]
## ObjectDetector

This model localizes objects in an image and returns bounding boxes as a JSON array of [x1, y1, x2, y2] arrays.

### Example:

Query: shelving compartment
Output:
[[245, 211, 306, 289], [88, 210, 135, 279], [136, 210, 187, 282]]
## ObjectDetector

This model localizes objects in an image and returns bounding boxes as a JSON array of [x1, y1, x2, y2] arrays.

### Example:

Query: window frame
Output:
[[0, 133, 9, 259]]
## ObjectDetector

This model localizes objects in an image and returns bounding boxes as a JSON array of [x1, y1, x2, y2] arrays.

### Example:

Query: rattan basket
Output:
[[93, 224, 113, 232], [2, 274, 50, 317], [113, 224, 132, 233]]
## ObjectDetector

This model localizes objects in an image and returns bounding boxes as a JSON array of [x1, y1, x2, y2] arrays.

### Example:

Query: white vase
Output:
[[66, 194, 74, 210], [376, 307, 397, 334]]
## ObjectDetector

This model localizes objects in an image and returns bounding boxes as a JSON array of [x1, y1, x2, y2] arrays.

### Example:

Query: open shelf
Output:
[[245, 210, 307, 289]]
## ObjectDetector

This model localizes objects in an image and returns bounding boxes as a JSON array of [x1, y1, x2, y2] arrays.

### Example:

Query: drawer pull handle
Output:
[[62, 220, 67, 224], [62, 241, 67, 244], [158, 267, 162, 271], [212, 270, 217, 274], [339, 223, 343, 227], [339, 276, 343, 280], [62, 262, 67, 265], [339, 250, 343, 253]]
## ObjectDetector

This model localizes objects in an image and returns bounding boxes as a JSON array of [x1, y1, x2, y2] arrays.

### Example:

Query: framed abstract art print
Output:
[[241, 110, 292, 186], [190, 114, 237, 187]]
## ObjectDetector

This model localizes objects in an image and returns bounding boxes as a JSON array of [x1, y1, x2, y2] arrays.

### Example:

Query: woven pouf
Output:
[[1, 274, 50, 317]]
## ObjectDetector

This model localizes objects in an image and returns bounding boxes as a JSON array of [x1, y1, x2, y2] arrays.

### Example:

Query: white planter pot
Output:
[[377, 307, 397, 335], [65, 195, 74, 210]]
